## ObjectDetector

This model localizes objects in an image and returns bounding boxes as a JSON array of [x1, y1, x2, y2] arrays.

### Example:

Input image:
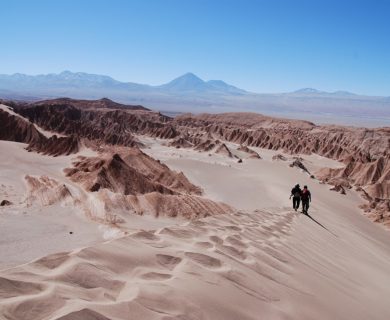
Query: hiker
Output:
[[301, 185, 311, 214], [290, 184, 301, 211]]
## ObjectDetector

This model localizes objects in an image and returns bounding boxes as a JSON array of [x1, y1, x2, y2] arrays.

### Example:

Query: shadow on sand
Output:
[[304, 213, 338, 238]]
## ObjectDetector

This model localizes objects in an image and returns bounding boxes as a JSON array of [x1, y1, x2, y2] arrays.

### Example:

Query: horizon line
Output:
[[1, 69, 387, 97]]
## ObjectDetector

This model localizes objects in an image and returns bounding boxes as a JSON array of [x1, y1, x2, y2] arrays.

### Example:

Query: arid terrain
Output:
[[0, 98, 390, 320]]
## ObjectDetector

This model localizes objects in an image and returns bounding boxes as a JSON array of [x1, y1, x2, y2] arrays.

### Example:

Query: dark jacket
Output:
[[291, 186, 302, 198]]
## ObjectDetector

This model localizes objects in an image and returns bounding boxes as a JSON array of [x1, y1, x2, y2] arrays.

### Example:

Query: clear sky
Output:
[[1, 0, 389, 95]]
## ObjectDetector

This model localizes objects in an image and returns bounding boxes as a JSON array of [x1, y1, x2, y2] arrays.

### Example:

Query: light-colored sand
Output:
[[0, 140, 210, 270], [141, 136, 348, 211], [0, 141, 103, 270], [1, 137, 390, 319]]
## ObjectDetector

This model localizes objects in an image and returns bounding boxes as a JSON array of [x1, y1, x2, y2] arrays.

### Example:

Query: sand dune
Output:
[[1, 205, 390, 319], [0, 141, 104, 270]]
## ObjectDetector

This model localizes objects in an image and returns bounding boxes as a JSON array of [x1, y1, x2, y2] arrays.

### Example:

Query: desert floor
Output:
[[1, 137, 390, 319]]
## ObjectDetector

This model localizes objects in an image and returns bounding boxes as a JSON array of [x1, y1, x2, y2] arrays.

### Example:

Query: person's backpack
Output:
[[292, 187, 301, 197]]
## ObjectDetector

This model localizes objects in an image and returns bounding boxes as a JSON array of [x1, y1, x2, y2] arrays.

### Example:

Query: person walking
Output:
[[290, 184, 302, 211], [301, 185, 312, 214]]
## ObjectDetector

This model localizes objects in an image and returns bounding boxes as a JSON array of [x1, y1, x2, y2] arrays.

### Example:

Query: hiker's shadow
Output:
[[303, 213, 338, 237]]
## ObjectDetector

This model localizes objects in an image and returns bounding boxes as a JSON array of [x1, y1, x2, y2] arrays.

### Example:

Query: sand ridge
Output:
[[1, 203, 390, 319], [0, 208, 300, 320]]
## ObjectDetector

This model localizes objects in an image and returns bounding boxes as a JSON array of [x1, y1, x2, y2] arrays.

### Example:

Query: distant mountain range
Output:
[[158, 72, 246, 94], [0, 71, 389, 127], [292, 88, 356, 96], [0, 71, 246, 96]]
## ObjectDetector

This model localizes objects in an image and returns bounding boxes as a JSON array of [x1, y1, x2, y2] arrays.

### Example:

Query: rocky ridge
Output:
[[0, 105, 80, 156], [13, 98, 178, 148]]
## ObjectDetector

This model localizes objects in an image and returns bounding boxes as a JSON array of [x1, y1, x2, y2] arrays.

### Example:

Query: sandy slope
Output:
[[1, 138, 390, 319], [0, 141, 103, 270]]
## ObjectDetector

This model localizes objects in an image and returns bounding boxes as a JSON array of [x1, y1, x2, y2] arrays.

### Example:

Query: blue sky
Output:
[[1, 0, 389, 95]]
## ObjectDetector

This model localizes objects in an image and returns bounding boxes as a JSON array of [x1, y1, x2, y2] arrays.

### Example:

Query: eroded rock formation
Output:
[[26, 135, 80, 156], [2, 98, 388, 227], [0, 108, 44, 144], [171, 113, 390, 226], [13, 98, 177, 148], [237, 145, 262, 159], [0, 106, 79, 156]]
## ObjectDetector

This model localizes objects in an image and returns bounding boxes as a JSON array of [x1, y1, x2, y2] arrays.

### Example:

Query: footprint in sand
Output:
[[209, 235, 224, 245], [131, 230, 160, 241], [225, 225, 242, 232], [0, 277, 44, 299], [215, 244, 247, 260], [156, 254, 182, 271], [159, 227, 195, 239], [184, 252, 222, 269], [225, 235, 248, 248], [189, 220, 208, 227], [140, 272, 172, 280], [195, 241, 214, 249], [55, 263, 125, 292], [33, 251, 70, 270]]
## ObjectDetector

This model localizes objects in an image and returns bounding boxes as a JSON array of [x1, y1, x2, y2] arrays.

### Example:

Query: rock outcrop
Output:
[[289, 159, 311, 175], [63, 149, 231, 220], [26, 134, 80, 156], [169, 136, 194, 148], [65, 148, 201, 196], [237, 145, 262, 159], [272, 154, 287, 161], [194, 139, 220, 152], [0, 199, 12, 206], [215, 143, 234, 158], [330, 184, 347, 195], [25, 175, 73, 207]]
